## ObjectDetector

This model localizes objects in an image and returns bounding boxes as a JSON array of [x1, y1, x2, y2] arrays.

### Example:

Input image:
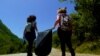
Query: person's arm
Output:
[[23, 26, 26, 39], [23, 27, 27, 44], [53, 15, 61, 29], [34, 22, 38, 32]]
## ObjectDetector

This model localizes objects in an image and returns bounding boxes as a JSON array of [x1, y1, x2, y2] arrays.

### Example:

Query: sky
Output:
[[0, 0, 75, 38]]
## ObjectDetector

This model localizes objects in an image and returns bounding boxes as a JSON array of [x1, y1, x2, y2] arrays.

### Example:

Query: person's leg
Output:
[[57, 28, 66, 56], [65, 31, 75, 56], [27, 40, 33, 56], [27, 41, 30, 56], [67, 41, 75, 56], [60, 40, 65, 56]]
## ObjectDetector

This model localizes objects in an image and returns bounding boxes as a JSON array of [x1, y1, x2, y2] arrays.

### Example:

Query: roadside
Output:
[[0, 48, 100, 56]]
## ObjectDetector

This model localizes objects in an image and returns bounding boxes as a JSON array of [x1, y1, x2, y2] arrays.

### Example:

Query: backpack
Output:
[[25, 22, 36, 33], [60, 15, 72, 31], [23, 22, 36, 40]]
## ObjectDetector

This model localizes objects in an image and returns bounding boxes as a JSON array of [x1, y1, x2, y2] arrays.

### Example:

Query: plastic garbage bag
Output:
[[34, 29, 52, 56]]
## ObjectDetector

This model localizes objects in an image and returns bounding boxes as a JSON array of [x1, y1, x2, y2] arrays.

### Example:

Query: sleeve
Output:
[[56, 14, 60, 21]]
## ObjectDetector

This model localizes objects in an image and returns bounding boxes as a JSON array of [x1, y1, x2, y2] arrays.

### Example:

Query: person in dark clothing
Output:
[[23, 15, 38, 56], [53, 7, 75, 56]]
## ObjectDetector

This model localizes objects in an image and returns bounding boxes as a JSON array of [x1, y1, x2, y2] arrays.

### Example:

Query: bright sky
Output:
[[0, 0, 75, 38]]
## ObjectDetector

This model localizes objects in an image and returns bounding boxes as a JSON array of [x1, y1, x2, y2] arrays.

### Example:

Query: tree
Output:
[[62, 0, 100, 37], [75, 0, 100, 40]]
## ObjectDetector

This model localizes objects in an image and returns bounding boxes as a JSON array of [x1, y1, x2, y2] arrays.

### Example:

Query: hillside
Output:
[[0, 20, 24, 54]]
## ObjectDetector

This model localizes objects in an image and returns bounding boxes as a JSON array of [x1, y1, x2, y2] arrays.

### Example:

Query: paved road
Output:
[[0, 48, 100, 56]]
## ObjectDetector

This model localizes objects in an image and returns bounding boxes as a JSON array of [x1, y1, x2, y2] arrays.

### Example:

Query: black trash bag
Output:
[[34, 29, 52, 56]]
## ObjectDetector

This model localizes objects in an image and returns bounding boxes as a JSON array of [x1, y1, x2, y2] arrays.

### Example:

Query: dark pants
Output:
[[57, 27, 75, 56], [25, 32, 36, 56], [27, 40, 34, 56]]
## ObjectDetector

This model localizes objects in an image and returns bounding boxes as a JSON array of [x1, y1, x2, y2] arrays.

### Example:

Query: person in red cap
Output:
[[23, 15, 38, 56], [53, 7, 75, 56]]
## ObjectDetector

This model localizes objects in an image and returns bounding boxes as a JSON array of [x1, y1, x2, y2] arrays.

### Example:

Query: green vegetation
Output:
[[73, 0, 100, 54], [0, 20, 26, 54]]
